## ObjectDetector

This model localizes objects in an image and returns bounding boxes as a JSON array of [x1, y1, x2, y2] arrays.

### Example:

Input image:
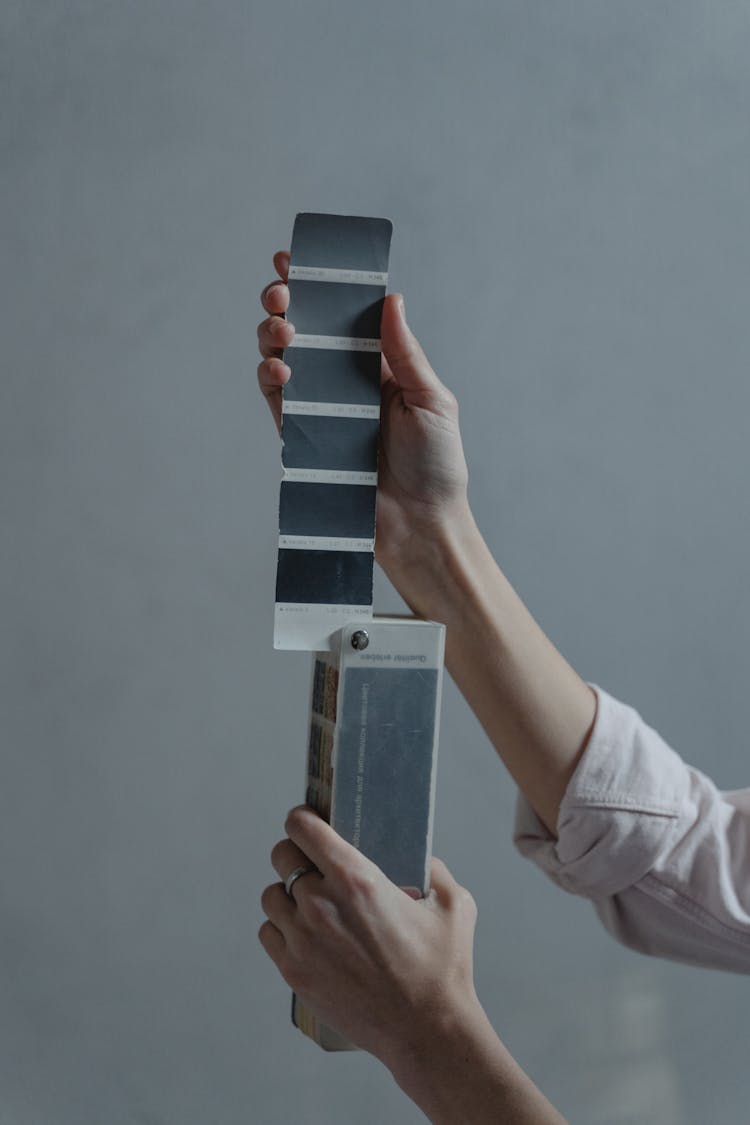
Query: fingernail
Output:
[[397, 295, 406, 321]]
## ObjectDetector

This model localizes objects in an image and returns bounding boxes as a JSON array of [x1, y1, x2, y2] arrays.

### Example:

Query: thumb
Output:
[[380, 294, 446, 400], [425, 855, 463, 907]]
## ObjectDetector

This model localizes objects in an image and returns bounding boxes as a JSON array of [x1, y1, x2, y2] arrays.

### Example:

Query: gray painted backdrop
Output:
[[2, 3, 748, 1122]]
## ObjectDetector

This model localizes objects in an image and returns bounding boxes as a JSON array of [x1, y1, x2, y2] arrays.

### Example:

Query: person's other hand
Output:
[[256, 253, 473, 585], [258, 805, 480, 1066]]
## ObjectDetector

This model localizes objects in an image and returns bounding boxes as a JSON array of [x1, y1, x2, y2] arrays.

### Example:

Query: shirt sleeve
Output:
[[513, 685, 750, 973]]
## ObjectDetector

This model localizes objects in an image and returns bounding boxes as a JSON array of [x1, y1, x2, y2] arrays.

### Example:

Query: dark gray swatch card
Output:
[[275, 550, 373, 606], [274, 212, 392, 651], [282, 348, 381, 406], [281, 415, 379, 474], [288, 280, 384, 339], [289, 212, 392, 272], [279, 482, 377, 539], [335, 667, 438, 890]]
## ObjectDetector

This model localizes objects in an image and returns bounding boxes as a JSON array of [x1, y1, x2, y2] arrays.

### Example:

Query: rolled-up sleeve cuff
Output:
[[514, 685, 695, 898]]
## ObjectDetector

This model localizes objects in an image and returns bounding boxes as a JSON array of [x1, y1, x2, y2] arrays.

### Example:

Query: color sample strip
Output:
[[275, 549, 373, 604], [274, 212, 392, 650], [279, 481, 377, 539], [286, 280, 385, 339], [282, 349, 380, 406], [280, 414, 379, 474]]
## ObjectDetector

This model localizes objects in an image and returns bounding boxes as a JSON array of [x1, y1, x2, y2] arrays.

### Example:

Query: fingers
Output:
[[285, 805, 374, 882], [257, 356, 290, 390], [257, 314, 295, 360], [257, 356, 290, 433], [380, 294, 448, 401], [427, 855, 458, 891], [273, 249, 290, 282], [257, 252, 293, 427], [261, 279, 289, 317], [425, 856, 460, 906], [259, 250, 291, 314], [258, 918, 285, 966], [271, 837, 324, 904], [427, 856, 478, 919], [271, 836, 314, 881], [258, 251, 291, 339], [257, 251, 293, 359], [261, 881, 295, 923]]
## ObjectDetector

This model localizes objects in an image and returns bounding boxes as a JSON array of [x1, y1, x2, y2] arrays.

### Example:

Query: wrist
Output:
[[382, 990, 488, 1097], [380, 502, 494, 626], [384, 994, 566, 1125]]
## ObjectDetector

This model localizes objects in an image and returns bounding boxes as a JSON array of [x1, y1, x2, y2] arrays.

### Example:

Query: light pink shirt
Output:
[[514, 686, 750, 973]]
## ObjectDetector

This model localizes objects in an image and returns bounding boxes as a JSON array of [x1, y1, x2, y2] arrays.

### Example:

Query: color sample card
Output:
[[280, 414, 379, 474], [279, 481, 377, 541], [274, 212, 393, 650], [283, 348, 380, 407], [335, 666, 439, 889], [275, 549, 373, 605], [292, 618, 446, 1051]]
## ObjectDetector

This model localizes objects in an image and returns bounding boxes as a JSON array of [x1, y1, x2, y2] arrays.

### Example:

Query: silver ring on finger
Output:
[[284, 865, 318, 903]]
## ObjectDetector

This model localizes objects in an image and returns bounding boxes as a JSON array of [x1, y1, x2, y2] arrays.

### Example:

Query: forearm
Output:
[[386, 997, 567, 1125], [386, 505, 596, 835]]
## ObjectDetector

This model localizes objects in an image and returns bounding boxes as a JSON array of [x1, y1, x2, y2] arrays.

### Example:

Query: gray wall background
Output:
[[2, 2, 749, 1122]]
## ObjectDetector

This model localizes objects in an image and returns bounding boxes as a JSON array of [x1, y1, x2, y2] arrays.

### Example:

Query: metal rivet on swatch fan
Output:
[[350, 629, 369, 651]]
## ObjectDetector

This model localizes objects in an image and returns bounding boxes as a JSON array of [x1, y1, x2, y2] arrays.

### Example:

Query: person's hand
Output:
[[256, 253, 473, 589], [258, 805, 481, 1066]]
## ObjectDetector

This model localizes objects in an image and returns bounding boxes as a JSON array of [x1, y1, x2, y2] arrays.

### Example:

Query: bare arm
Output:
[[389, 999, 568, 1125], [384, 505, 596, 836], [258, 258, 595, 835], [260, 808, 567, 1125]]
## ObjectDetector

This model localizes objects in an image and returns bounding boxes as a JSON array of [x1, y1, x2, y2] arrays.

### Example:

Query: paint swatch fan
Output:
[[274, 212, 391, 652], [270, 213, 445, 1051]]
